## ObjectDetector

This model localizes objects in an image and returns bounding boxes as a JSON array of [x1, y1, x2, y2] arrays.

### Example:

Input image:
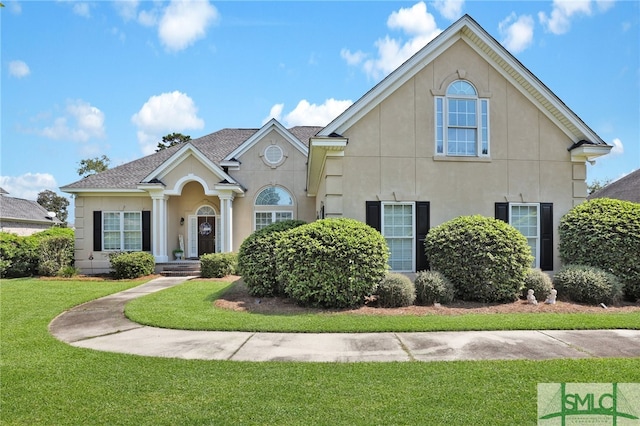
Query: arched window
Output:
[[254, 186, 294, 230], [435, 80, 489, 157]]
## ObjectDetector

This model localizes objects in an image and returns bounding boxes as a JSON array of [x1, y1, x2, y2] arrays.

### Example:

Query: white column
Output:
[[219, 192, 234, 252], [151, 194, 169, 262]]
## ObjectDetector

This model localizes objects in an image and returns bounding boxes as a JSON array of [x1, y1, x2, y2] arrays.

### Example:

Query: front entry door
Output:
[[197, 216, 216, 256]]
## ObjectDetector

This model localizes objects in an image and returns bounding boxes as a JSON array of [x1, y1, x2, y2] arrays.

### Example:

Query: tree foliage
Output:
[[77, 155, 110, 177], [587, 178, 612, 195], [37, 190, 69, 224], [156, 133, 191, 152]]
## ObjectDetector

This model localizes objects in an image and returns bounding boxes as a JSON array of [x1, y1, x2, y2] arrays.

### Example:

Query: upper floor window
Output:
[[435, 80, 489, 157]]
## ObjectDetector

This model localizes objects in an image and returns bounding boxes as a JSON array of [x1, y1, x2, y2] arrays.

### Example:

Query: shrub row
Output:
[[0, 228, 74, 278], [238, 219, 389, 308]]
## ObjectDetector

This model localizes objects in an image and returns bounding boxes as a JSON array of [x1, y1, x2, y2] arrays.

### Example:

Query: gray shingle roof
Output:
[[588, 169, 640, 203], [61, 126, 322, 191], [0, 191, 62, 224]]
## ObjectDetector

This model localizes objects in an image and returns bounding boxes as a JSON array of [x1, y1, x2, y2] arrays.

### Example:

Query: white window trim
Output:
[[509, 203, 540, 269], [381, 202, 415, 273], [254, 211, 294, 231], [102, 211, 142, 252], [434, 84, 490, 158]]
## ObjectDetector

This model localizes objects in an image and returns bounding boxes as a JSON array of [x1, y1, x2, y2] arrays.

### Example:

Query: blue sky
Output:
[[2, 0, 638, 202]]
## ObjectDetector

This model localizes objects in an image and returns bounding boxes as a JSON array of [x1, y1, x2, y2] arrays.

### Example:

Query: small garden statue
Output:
[[545, 288, 557, 304], [527, 289, 538, 305]]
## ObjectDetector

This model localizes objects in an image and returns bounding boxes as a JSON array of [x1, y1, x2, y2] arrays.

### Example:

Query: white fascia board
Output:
[[570, 145, 612, 163], [143, 143, 238, 185], [224, 118, 308, 162], [220, 160, 240, 170], [213, 183, 245, 195]]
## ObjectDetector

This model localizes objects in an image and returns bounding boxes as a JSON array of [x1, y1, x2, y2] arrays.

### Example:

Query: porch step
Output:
[[158, 261, 201, 277]]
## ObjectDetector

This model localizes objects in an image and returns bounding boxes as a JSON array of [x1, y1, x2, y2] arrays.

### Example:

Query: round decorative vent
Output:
[[264, 145, 284, 165]]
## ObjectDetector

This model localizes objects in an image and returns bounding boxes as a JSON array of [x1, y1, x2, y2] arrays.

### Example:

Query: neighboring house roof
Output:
[[319, 14, 610, 160], [61, 125, 321, 192], [588, 169, 640, 203], [0, 189, 62, 225]]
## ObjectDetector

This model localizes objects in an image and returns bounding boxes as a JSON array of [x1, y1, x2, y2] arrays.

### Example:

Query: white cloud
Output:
[[7, 1, 22, 14], [432, 0, 464, 20], [72, 2, 91, 18], [131, 91, 205, 154], [138, 9, 159, 27], [609, 137, 624, 155], [8, 60, 30, 78], [342, 1, 441, 80], [264, 99, 353, 127], [158, 0, 219, 52], [538, 0, 593, 35], [0, 173, 58, 201], [499, 13, 535, 53], [39, 100, 106, 142], [596, 0, 615, 12], [114, 0, 139, 21]]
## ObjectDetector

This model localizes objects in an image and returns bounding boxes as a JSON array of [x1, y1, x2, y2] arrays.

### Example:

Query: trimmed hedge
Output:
[[559, 198, 640, 301], [277, 218, 389, 308], [553, 264, 623, 305], [375, 273, 416, 308], [237, 220, 306, 297], [414, 270, 455, 305], [201, 252, 237, 278], [0, 228, 75, 278], [425, 215, 533, 303], [109, 252, 155, 279], [522, 269, 553, 302]]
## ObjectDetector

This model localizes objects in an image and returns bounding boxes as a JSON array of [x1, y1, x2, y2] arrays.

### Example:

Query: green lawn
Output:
[[125, 279, 640, 332], [1, 278, 639, 425]]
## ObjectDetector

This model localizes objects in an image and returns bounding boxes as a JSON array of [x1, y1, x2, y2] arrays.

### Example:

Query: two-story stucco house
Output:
[[62, 15, 611, 275]]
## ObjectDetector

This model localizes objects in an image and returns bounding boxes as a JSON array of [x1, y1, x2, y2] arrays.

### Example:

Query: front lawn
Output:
[[125, 279, 640, 332], [2, 278, 639, 425]]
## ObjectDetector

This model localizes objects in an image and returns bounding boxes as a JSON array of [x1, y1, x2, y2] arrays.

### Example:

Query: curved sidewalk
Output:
[[49, 276, 640, 362]]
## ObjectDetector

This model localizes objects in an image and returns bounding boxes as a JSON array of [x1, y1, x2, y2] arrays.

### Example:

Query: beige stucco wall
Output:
[[229, 128, 316, 250], [0, 221, 56, 236], [315, 39, 585, 272]]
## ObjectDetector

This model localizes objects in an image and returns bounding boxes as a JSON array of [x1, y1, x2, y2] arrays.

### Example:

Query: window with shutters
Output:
[[435, 80, 489, 157], [103, 211, 142, 251]]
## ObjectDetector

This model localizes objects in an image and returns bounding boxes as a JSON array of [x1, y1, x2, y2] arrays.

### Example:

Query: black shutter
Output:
[[495, 202, 509, 223], [365, 201, 381, 232], [415, 202, 430, 271], [93, 211, 102, 252], [540, 203, 554, 271], [142, 211, 151, 252]]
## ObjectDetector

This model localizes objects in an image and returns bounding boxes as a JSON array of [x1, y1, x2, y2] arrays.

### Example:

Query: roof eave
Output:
[[306, 137, 348, 196]]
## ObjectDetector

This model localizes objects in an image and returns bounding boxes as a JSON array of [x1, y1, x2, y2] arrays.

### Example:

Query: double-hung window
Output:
[[103, 211, 142, 251], [435, 80, 489, 157], [382, 203, 415, 272], [254, 186, 294, 231], [509, 204, 540, 268]]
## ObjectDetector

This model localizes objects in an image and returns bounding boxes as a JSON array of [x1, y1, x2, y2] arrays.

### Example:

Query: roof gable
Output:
[[223, 119, 311, 161], [319, 14, 608, 149]]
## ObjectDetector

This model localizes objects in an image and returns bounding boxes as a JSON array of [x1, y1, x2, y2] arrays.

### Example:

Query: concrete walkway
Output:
[[49, 276, 640, 362]]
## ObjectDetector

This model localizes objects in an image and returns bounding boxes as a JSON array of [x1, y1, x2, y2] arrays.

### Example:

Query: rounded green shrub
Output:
[[553, 264, 623, 305], [559, 198, 640, 301], [109, 252, 155, 279], [375, 273, 416, 308], [201, 252, 237, 278], [0, 232, 38, 278], [237, 220, 306, 297], [414, 270, 455, 305], [277, 218, 389, 308], [521, 269, 553, 301], [425, 215, 533, 303]]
